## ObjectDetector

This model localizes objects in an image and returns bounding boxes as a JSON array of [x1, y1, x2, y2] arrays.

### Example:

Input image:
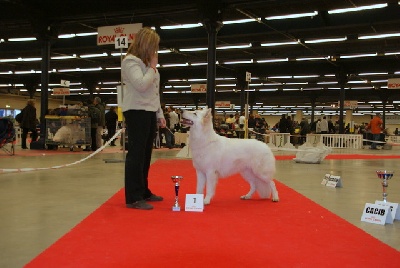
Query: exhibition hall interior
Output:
[[0, 1, 399, 267]]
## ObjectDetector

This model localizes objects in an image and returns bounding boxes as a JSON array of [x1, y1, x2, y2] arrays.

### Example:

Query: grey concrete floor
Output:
[[0, 145, 399, 267]]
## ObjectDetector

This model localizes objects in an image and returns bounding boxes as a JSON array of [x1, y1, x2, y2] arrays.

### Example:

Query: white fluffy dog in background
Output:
[[182, 107, 279, 205], [53, 124, 85, 144]]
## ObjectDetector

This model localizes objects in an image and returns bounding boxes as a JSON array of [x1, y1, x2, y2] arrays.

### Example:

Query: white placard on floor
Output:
[[361, 203, 393, 225], [375, 200, 400, 221], [185, 194, 204, 212], [323, 174, 343, 188], [321, 174, 330, 185]]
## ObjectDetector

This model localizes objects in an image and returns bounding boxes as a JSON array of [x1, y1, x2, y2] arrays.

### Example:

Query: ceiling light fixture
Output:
[[328, 3, 387, 14], [257, 58, 288, 63], [223, 18, 258, 25], [161, 63, 189, 67], [296, 56, 327, 61], [160, 23, 203, 30], [51, 55, 77, 60], [223, 59, 253, 64], [179, 47, 208, 52], [260, 41, 298, 47], [266, 11, 318, 20], [359, 32, 400, 39], [340, 53, 377, 59], [8, 37, 37, 42], [304, 37, 347, 43], [217, 43, 252, 50], [80, 52, 108, 58]]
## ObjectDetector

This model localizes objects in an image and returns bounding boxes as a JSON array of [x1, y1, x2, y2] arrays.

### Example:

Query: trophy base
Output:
[[172, 206, 181, 212]]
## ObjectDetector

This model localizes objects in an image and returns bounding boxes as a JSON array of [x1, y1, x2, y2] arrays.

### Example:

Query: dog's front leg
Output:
[[196, 170, 206, 195], [204, 171, 218, 205]]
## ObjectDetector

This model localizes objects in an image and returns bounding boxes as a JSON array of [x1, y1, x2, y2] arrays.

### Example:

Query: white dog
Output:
[[182, 107, 279, 205], [53, 124, 85, 144]]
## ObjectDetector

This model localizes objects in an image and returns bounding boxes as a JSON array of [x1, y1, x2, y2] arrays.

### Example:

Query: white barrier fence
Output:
[[386, 135, 400, 144], [266, 133, 291, 147], [306, 134, 363, 149]]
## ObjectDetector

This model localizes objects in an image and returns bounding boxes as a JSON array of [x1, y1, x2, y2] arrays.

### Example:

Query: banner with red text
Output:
[[97, 23, 142, 46]]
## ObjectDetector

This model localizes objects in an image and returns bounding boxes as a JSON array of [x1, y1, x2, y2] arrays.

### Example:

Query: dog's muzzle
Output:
[[181, 118, 193, 126]]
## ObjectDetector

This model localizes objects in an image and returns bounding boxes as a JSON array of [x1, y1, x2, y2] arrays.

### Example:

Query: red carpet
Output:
[[26, 160, 399, 268]]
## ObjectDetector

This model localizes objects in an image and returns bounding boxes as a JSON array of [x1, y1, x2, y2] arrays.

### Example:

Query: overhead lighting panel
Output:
[[223, 18, 258, 25], [266, 11, 318, 20], [359, 32, 400, 39], [328, 3, 387, 14], [160, 23, 203, 30], [260, 41, 298, 47], [8, 37, 37, 42], [304, 37, 347, 44]]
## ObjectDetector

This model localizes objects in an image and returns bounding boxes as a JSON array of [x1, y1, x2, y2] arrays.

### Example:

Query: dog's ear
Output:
[[206, 108, 211, 117], [202, 108, 212, 124]]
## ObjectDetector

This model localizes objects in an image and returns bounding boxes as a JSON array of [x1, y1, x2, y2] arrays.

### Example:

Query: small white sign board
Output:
[[361, 203, 393, 225], [61, 79, 70, 87], [321, 174, 330, 185], [185, 194, 204, 212], [246, 71, 251, 82], [115, 36, 128, 49], [375, 200, 400, 221], [321, 174, 343, 188]]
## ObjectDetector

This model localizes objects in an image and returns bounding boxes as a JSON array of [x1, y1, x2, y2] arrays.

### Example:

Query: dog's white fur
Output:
[[182, 107, 279, 205], [53, 124, 85, 144]]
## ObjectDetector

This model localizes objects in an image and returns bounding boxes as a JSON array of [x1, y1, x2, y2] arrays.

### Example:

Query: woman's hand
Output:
[[150, 52, 158, 69], [158, 118, 166, 128]]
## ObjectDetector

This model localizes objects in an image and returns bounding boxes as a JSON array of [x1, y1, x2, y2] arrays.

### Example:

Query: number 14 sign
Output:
[[115, 36, 128, 49], [185, 194, 204, 212]]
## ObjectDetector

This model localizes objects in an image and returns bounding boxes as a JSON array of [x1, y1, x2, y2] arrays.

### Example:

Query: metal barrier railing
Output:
[[306, 134, 363, 149]]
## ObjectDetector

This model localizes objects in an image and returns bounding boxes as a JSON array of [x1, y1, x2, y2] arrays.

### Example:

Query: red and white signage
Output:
[[388, 78, 400, 89], [215, 101, 231, 108], [52, 88, 70, 95], [97, 23, 142, 46], [191, 84, 207, 93], [340, 100, 358, 108]]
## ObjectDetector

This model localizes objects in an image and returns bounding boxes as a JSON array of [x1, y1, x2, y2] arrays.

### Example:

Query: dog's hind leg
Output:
[[269, 180, 279, 202], [240, 181, 256, 200], [240, 170, 257, 200]]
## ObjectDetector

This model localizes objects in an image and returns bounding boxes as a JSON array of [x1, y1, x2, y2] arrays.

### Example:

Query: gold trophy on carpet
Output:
[[171, 176, 183, 211], [376, 170, 394, 203]]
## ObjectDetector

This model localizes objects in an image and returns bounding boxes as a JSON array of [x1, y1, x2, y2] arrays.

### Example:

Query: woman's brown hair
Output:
[[125, 27, 160, 66]]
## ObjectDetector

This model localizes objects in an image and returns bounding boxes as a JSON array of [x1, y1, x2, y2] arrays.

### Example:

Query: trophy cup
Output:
[[376, 170, 394, 203], [171, 176, 183, 211]]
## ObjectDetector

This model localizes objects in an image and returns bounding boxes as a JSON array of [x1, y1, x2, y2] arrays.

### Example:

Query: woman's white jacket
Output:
[[121, 55, 164, 120]]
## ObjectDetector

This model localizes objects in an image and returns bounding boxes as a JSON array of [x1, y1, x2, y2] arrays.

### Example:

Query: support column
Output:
[[237, 73, 246, 114], [345, 109, 353, 133], [310, 96, 316, 126], [199, 1, 223, 122], [336, 68, 348, 134]]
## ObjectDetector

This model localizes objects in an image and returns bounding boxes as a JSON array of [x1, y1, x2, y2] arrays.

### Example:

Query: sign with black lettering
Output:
[[321, 174, 343, 188], [246, 71, 251, 82], [361, 203, 393, 225], [375, 200, 400, 221], [97, 23, 142, 46], [185, 194, 204, 212], [115, 36, 128, 49], [321, 174, 330, 185]]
